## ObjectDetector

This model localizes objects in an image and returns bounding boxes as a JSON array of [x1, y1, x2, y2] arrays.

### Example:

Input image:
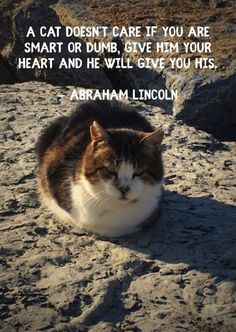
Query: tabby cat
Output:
[[37, 101, 164, 237]]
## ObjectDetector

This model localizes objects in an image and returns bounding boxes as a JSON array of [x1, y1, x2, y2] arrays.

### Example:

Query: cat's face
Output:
[[82, 122, 164, 203]]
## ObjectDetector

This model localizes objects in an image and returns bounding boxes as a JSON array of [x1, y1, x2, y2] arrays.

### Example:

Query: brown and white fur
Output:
[[36, 101, 164, 237]]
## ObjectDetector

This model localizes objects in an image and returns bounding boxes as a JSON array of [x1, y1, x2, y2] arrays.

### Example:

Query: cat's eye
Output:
[[132, 170, 145, 178], [104, 168, 117, 177]]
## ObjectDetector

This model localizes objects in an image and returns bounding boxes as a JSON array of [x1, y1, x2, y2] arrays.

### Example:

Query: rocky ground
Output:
[[0, 81, 236, 331]]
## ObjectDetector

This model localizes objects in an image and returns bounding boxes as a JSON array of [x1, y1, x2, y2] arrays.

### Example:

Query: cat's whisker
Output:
[[97, 196, 112, 209], [82, 193, 111, 209]]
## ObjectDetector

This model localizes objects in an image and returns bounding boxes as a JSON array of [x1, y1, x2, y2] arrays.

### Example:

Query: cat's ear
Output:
[[139, 126, 164, 149], [90, 121, 109, 148]]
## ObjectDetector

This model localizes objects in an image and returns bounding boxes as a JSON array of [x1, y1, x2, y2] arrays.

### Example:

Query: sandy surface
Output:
[[0, 82, 236, 331]]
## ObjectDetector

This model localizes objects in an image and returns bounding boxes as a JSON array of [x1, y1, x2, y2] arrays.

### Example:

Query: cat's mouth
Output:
[[114, 194, 129, 203], [118, 195, 138, 204], [119, 192, 130, 201]]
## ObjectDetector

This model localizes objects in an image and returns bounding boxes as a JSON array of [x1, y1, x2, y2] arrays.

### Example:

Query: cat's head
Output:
[[81, 121, 164, 203]]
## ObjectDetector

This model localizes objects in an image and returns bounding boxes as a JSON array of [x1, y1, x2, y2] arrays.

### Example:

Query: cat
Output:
[[36, 100, 164, 237]]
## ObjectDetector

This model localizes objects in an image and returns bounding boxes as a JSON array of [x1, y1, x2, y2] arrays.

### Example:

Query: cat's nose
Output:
[[119, 186, 130, 194]]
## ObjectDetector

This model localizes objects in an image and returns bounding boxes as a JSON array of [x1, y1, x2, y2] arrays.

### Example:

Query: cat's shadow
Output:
[[104, 190, 236, 282], [85, 190, 236, 326]]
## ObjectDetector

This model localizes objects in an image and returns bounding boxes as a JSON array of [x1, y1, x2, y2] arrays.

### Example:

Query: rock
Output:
[[1, 0, 235, 140], [173, 71, 236, 141], [0, 0, 112, 89], [54, 0, 236, 141], [6, 306, 59, 331], [0, 55, 16, 84], [219, 245, 236, 269], [208, 0, 236, 7]]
